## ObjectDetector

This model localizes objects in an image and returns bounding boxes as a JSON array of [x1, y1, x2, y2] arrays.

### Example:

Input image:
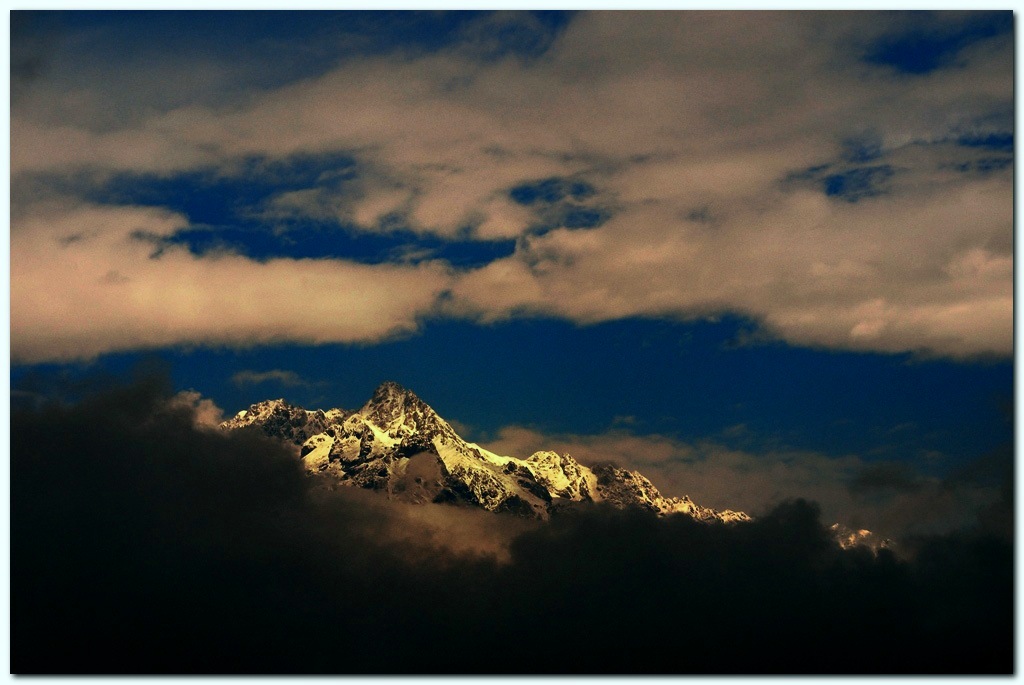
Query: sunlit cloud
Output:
[[11, 11, 1011, 360], [10, 201, 452, 362], [231, 369, 310, 388], [481, 424, 1008, 540]]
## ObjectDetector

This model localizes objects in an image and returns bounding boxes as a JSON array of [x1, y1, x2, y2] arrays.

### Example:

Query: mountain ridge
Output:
[[222, 380, 890, 550], [222, 380, 751, 523]]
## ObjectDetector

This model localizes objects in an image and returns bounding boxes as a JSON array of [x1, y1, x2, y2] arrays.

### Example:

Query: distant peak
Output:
[[220, 397, 309, 433], [348, 381, 462, 445], [360, 380, 438, 422], [373, 380, 410, 397], [367, 381, 421, 407], [251, 398, 293, 409]]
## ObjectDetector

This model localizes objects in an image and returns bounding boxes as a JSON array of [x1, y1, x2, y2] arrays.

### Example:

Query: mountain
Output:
[[223, 381, 893, 551], [222, 380, 750, 523], [830, 523, 893, 554]]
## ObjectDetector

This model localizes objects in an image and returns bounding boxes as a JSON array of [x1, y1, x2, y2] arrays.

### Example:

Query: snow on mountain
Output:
[[223, 381, 749, 524], [222, 398, 342, 447], [221, 381, 883, 548], [830, 523, 893, 553], [221, 382, 551, 517]]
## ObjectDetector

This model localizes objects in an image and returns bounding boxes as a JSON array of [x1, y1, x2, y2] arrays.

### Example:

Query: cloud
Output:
[[231, 369, 309, 388], [10, 200, 453, 362], [168, 389, 225, 428], [10, 12, 1012, 360], [448, 175, 1011, 358], [481, 425, 1011, 542], [848, 461, 925, 494], [11, 374, 1012, 674]]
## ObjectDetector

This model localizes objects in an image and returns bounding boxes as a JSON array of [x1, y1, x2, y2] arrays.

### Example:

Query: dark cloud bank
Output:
[[12, 377, 1012, 674]]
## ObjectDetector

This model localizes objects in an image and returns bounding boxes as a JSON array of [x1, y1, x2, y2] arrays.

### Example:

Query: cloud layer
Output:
[[11, 201, 451, 362], [11, 11, 1012, 360], [11, 376, 1012, 674]]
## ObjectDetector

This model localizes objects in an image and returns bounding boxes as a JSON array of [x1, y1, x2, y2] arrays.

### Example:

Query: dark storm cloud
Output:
[[846, 444, 1015, 541], [12, 377, 1012, 674], [11, 375, 506, 673]]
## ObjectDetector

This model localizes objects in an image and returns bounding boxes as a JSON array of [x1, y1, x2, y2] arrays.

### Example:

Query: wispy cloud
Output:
[[169, 389, 226, 427], [482, 424, 1010, 542], [231, 369, 309, 388]]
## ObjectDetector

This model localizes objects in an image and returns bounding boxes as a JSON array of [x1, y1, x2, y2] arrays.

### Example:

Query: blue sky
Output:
[[10, 10, 1013, 538]]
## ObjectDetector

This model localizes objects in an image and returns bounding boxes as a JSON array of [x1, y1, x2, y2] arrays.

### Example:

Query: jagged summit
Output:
[[369, 380, 412, 400], [222, 397, 335, 446], [358, 380, 451, 440], [219, 383, 884, 550], [220, 382, 751, 525], [365, 380, 415, 412]]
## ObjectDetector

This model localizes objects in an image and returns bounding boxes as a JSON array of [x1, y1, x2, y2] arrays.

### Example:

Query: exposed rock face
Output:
[[526, 451, 596, 501], [221, 381, 880, 550], [222, 399, 341, 447], [225, 382, 558, 517], [591, 464, 751, 523], [223, 382, 748, 523]]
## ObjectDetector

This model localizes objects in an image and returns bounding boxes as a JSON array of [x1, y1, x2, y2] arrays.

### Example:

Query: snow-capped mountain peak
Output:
[[222, 397, 337, 446], [221, 384, 752, 525], [219, 383, 882, 550], [357, 380, 457, 443]]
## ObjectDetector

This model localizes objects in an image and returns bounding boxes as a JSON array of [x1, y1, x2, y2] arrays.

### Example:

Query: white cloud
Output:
[[10, 201, 453, 362], [448, 172, 1011, 357], [10, 12, 1012, 359]]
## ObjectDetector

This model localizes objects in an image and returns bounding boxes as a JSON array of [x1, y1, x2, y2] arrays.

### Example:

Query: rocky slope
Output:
[[222, 381, 750, 523], [223, 381, 891, 552]]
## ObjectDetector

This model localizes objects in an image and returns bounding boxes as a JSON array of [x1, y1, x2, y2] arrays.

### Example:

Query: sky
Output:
[[9, 10, 1014, 542]]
